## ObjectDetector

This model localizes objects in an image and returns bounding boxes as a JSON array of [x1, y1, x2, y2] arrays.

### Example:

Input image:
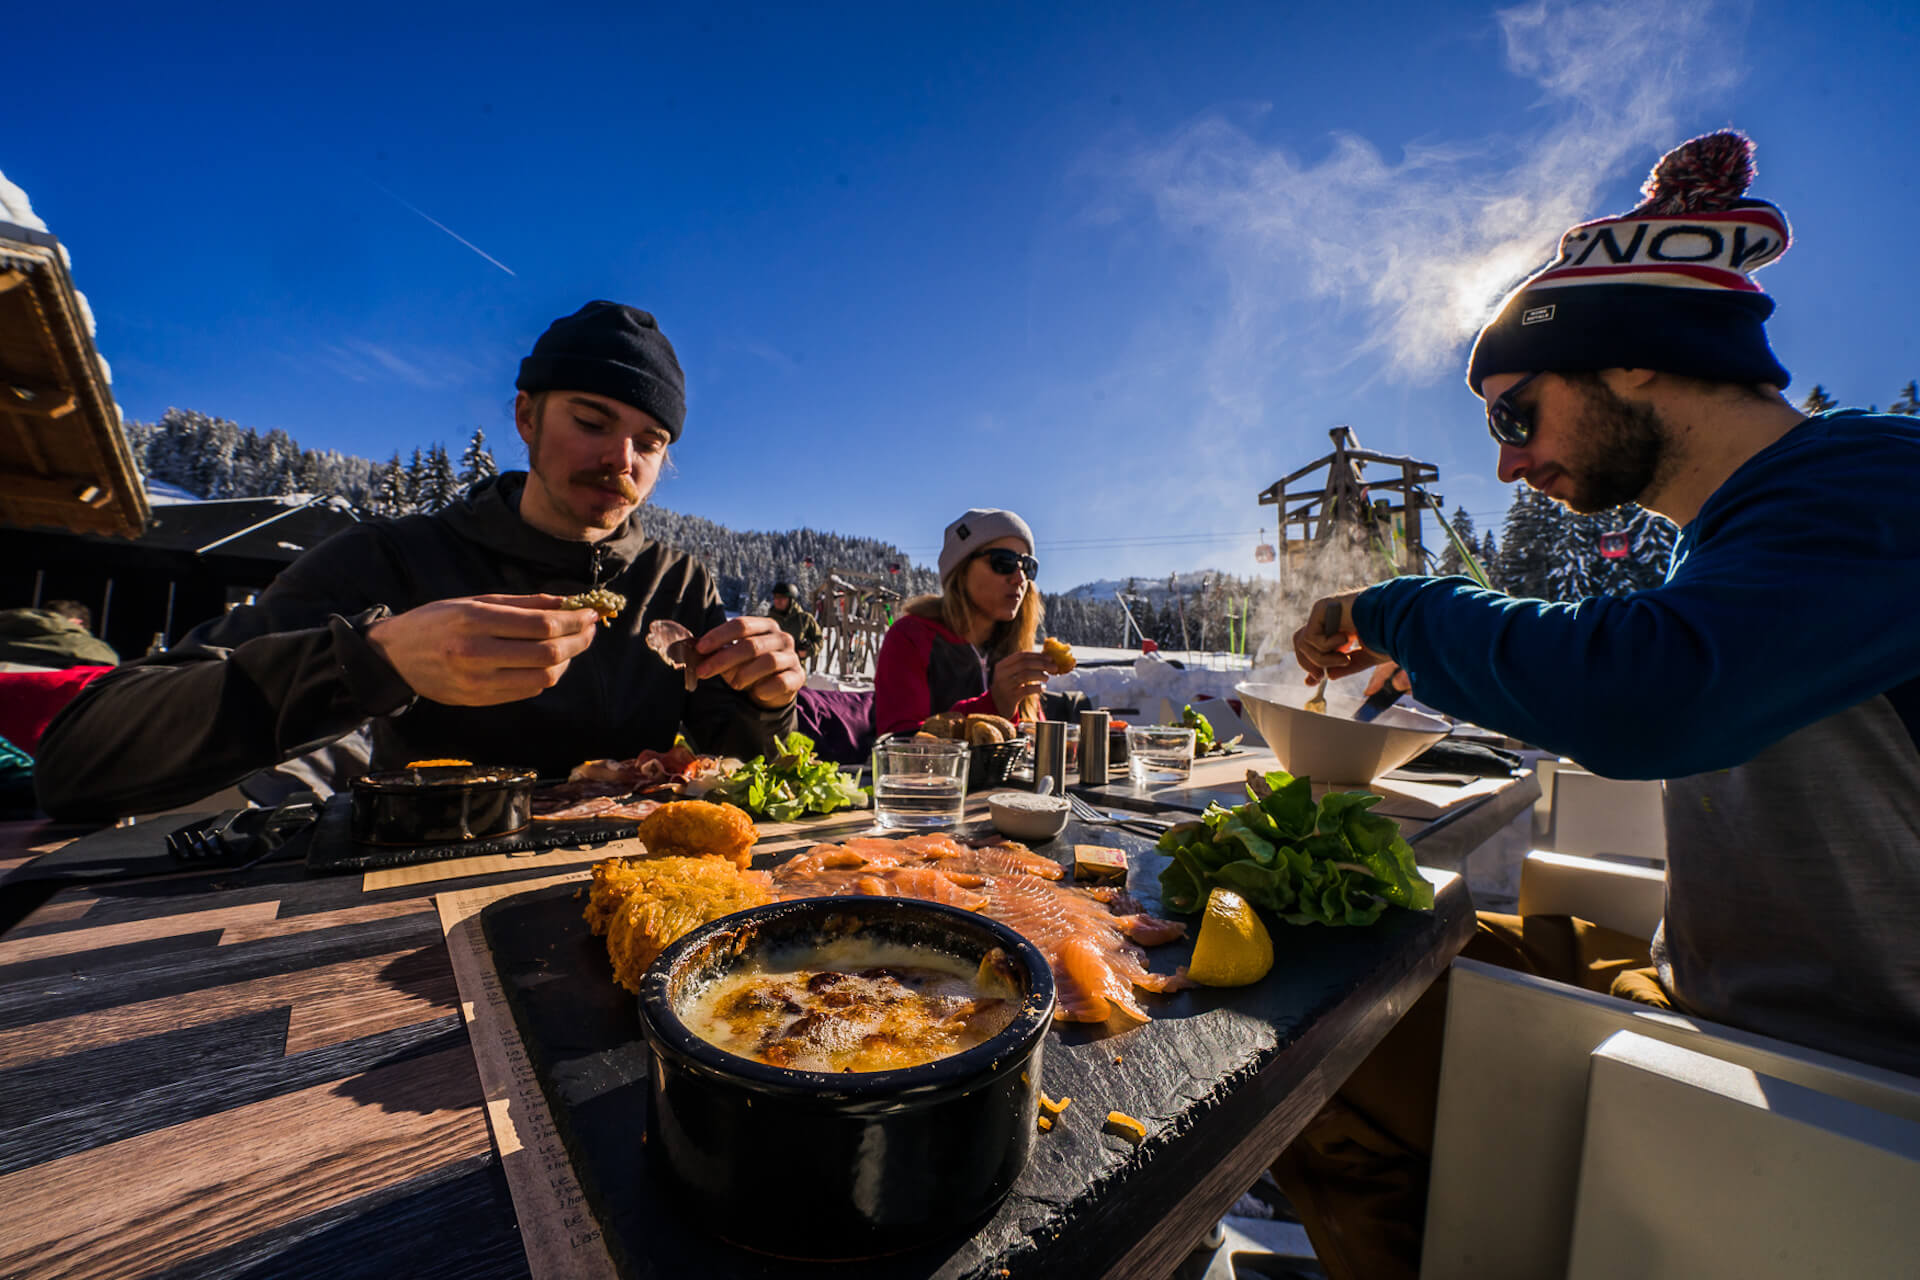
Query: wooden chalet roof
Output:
[[0, 220, 149, 537]]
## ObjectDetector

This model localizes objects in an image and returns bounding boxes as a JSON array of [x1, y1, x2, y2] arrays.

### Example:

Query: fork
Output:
[[164, 809, 251, 862], [1065, 794, 1172, 835], [1304, 600, 1343, 715]]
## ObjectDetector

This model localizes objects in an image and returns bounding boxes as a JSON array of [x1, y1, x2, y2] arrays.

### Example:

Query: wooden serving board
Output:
[[461, 820, 1471, 1279]]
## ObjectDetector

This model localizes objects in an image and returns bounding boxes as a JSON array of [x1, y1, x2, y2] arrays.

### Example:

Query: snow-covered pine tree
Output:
[[1614, 505, 1678, 592], [1437, 506, 1476, 576], [1801, 384, 1837, 414], [376, 453, 409, 516], [1545, 510, 1603, 602], [403, 448, 428, 512], [296, 449, 329, 496], [1890, 381, 1920, 416], [1496, 487, 1560, 599], [1478, 531, 1499, 585], [267, 456, 300, 497], [459, 427, 498, 488], [419, 444, 459, 512]]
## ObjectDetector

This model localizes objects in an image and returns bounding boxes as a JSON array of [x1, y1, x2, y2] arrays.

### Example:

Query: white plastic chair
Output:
[[1516, 849, 1666, 939], [1517, 760, 1668, 937], [1564, 1029, 1920, 1279], [1421, 960, 1920, 1279], [1543, 764, 1667, 864]]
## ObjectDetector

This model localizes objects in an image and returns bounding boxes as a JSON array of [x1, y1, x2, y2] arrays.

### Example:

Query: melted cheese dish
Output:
[[681, 939, 1020, 1073]]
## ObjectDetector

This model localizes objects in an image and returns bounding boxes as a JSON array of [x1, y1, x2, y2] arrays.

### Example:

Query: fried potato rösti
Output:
[[585, 856, 653, 936], [599, 855, 774, 992], [635, 799, 759, 868], [563, 588, 627, 625]]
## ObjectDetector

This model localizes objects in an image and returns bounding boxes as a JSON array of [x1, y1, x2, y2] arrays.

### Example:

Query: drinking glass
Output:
[[872, 737, 969, 829], [1125, 725, 1196, 789]]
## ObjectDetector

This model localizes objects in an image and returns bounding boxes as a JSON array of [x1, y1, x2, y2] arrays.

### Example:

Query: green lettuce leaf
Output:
[[1154, 768, 1434, 926], [709, 735, 869, 820]]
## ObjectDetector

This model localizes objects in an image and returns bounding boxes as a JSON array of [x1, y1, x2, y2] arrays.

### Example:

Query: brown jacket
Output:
[[36, 473, 793, 820]]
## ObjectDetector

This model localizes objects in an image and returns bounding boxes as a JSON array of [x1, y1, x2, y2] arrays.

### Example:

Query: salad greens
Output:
[[1181, 704, 1243, 756], [707, 732, 869, 822], [1157, 768, 1434, 927]]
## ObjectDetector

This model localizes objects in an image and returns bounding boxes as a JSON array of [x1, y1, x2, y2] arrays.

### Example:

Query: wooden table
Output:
[[0, 772, 1529, 1280]]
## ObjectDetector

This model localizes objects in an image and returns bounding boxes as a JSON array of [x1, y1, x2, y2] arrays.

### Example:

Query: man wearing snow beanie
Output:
[[1279, 132, 1920, 1278], [37, 301, 803, 819]]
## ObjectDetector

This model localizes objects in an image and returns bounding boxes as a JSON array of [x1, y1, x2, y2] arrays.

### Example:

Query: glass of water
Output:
[[872, 737, 969, 829], [1125, 725, 1196, 789]]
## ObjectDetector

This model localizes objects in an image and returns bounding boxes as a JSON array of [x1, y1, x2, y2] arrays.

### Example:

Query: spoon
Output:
[[1303, 600, 1343, 715]]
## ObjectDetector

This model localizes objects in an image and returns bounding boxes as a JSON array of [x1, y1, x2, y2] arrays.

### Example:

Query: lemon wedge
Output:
[[1186, 887, 1274, 987]]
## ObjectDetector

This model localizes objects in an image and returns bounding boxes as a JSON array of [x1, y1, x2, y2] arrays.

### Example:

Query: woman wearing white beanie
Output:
[[871, 508, 1055, 738]]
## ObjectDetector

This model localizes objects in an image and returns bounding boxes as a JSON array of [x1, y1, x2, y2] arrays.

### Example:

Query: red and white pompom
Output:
[[1636, 130, 1756, 215]]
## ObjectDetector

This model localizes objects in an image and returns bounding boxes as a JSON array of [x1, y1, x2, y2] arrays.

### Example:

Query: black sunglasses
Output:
[[974, 547, 1039, 579], [1486, 370, 1545, 447]]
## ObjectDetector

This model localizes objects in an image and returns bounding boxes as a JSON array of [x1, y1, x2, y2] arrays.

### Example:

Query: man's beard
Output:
[[1557, 380, 1672, 515]]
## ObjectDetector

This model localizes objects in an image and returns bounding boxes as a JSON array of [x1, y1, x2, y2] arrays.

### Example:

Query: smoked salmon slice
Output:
[[767, 834, 1188, 1023]]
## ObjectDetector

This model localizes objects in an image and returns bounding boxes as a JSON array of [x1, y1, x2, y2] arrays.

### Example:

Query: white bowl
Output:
[[1235, 681, 1450, 785], [987, 791, 1070, 841]]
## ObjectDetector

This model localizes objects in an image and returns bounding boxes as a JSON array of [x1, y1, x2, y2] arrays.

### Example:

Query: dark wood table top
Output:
[[0, 772, 1522, 1280]]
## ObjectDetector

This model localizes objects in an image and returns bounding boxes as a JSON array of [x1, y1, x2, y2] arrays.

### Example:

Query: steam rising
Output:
[[1251, 539, 1388, 669], [1123, 0, 1744, 379]]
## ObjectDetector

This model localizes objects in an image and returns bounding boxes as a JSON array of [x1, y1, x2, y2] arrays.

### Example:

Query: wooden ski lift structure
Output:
[[1257, 426, 1440, 589], [809, 569, 903, 678]]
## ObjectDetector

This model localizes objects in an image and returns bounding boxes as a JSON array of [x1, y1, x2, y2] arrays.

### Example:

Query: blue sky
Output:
[[8, 0, 1916, 589]]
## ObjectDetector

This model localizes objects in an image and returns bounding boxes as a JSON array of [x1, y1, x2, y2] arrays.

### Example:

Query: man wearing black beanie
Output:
[[1273, 133, 1920, 1279], [37, 301, 803, 818]]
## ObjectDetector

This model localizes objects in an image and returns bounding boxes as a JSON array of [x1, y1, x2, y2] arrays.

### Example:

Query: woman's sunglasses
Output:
[[974, 548, 1039, 579], [1486, 370, 1545, 447]]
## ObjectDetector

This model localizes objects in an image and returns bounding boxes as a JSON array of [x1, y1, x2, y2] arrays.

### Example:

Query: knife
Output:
[[1352, 681, 1407, 724]]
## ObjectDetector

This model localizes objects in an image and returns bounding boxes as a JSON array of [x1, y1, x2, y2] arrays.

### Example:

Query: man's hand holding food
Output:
[[367, 594, 602, 706], [692, 615, 806, 709]]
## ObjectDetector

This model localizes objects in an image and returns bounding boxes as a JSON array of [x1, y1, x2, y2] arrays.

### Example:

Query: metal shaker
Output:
[[1032, 720, 1068, 796], [1078, 709, 1110, 785]]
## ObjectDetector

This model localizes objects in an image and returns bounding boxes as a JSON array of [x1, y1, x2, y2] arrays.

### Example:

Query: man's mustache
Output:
[[573, 469, 641, 502]]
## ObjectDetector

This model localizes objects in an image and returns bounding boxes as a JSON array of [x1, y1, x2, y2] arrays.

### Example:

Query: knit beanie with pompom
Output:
[[1468, 130, 1792, 394]]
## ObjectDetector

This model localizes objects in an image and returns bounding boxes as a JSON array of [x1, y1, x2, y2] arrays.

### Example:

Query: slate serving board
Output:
[[475, 821, 1471, 1279], [304, 793, 643, 873]]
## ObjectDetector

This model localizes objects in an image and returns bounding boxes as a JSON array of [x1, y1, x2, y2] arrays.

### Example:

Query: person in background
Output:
[[768, 581, 823, 668], [35, 301, 803, 821], [871, 508, 1055, 738], [1280, 131, 1920, 1279]]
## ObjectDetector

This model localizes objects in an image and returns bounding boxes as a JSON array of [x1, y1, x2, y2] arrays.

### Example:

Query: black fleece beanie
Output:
[[515, 301, 687, 440]]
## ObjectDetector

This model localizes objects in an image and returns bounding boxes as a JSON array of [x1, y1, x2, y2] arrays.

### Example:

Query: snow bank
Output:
[[1048, 655, 1294, 719]]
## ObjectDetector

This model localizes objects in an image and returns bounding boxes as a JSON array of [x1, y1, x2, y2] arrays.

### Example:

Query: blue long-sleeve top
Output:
[[1350, 410, 1920, 780]]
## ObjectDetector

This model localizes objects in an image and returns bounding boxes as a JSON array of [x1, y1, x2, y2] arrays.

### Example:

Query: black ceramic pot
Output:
[[638, 896, 1056, 1260], [348, 765, 535, 845]]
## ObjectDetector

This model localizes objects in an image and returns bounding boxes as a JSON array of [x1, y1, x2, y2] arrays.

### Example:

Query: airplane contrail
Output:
[[371, 180, 517, 277]]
